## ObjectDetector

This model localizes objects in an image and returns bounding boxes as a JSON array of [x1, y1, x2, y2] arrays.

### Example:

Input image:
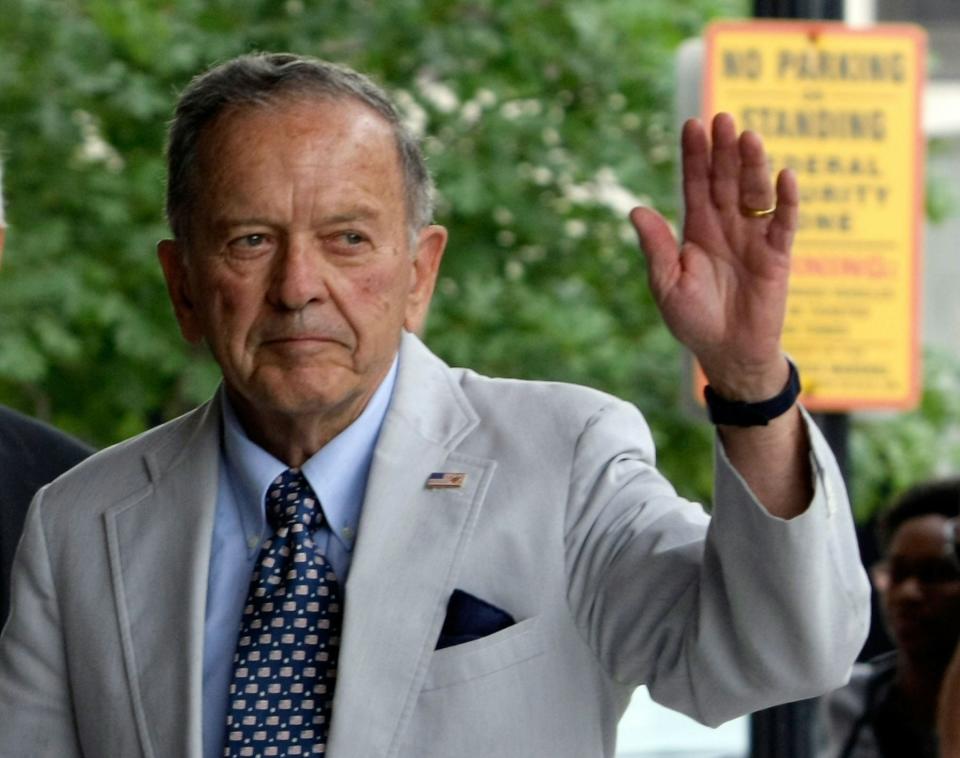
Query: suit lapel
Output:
[[101, 337, 492, 758], [104, 398, 221, 758], [327, 334, 496, 758]]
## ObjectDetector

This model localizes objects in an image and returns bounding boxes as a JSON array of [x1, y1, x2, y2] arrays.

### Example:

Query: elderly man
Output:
[[0, 169, 92, 627], [0, 53, 869, 758]]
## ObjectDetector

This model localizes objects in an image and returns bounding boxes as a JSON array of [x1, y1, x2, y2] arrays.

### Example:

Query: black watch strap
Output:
[[703, 359, 801, 427]]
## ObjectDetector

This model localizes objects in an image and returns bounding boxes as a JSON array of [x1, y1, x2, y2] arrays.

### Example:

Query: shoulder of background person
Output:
[[0, 403, 93, 485]]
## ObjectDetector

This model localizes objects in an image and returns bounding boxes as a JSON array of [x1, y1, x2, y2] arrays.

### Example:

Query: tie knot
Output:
[[266, 468, 320, 531]]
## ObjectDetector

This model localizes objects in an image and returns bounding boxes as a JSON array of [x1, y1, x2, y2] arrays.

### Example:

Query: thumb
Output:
[[629, 206, 679, 295]]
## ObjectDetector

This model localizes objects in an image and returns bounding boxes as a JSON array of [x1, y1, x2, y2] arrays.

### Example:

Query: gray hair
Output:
[[165, 52, 434, 244]]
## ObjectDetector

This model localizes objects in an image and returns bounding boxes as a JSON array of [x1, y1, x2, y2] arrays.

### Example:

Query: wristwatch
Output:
[[703, 359, 801, 427]]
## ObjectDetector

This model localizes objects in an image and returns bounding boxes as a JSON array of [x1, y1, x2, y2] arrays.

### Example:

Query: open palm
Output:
[[630, 113, 798, 399]]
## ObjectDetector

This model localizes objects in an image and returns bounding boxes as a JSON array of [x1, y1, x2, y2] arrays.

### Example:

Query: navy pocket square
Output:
[[435, 589, 515, 650]]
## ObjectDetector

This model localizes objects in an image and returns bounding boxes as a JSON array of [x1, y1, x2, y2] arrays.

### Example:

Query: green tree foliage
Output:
[[10, 0, 959, 518], [851, 348, 960, 522], [0, 0, 748, 504]]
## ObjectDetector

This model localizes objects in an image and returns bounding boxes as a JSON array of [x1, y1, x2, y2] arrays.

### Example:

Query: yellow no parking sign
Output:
[[705, 21, 926, 410]]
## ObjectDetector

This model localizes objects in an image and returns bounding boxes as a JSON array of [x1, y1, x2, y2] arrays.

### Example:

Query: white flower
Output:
[[530, 166, 553, 186], [564, 219, 588, 239], [505, 259, 524, 280], [475, 88, 497, 107], [72, 110, 124, 171], [460, 101, 483, 125], [416, 75, 459, 114], [542, 127, 561, 146], [561, 167, 647, 218], [393, 90, 428, 137]]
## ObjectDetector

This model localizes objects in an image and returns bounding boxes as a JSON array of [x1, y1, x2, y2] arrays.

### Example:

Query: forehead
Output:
[[195, 95, 403, 194]]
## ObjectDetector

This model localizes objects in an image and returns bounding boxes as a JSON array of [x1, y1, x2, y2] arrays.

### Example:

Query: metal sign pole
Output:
[[748, 2, 847, 755]]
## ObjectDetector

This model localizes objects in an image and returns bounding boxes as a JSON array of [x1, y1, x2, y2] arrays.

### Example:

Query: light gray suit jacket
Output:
[[0, 333, 870, 757]]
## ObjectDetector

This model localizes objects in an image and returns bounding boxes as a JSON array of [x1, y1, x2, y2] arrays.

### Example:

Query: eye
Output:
[[236, 233, 268, 248], [341, 231, 366, 246], [226, 233, 275, 258], [325, 230, 374, 258]]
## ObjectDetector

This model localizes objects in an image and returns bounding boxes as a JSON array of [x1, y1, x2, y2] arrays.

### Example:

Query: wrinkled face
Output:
[[876, 514, 960, 662], [158, 97, 445, 430]]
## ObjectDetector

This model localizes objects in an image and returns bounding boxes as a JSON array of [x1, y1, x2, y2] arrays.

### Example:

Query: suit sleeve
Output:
[[0, 488, 83, 757], [563, 399, 870, 726]]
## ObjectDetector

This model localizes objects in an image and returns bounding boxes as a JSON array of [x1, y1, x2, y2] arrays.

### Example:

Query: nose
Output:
[[269, 235, 329, 311]]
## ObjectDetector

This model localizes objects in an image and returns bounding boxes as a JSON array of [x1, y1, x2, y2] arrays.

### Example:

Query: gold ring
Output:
[[742, 205, 776, 218]]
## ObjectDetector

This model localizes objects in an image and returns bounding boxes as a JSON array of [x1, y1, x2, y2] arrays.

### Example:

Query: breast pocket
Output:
[[421, 614, 545, 692]]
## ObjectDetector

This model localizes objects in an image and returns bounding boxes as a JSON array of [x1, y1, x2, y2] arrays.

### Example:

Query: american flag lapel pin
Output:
[[426, 472, 467, 489]]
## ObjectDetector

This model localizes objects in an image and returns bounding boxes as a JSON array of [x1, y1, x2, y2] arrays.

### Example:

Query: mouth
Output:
[[256, 318, 354, 352], [263, 335, 335, 344], [890, 611, 931, 637], [259, 335, 349, 354]]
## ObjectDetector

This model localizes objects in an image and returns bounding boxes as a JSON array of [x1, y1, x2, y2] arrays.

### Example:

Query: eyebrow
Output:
[[211, 217, 277, 229], [318, 206, 381, 224]]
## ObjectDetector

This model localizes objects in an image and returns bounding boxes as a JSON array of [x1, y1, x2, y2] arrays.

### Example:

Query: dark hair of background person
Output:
[[877, 477, 960, 552]]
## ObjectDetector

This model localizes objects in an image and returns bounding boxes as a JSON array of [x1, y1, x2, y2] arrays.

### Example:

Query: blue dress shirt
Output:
[[202, 357, 398, 758]]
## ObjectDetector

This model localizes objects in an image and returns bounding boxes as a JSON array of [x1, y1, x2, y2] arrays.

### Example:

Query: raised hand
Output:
[[629, 113, 798, 402]]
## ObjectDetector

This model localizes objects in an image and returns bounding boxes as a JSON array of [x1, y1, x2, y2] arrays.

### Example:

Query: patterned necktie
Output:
[[223, 468, 342, 757]]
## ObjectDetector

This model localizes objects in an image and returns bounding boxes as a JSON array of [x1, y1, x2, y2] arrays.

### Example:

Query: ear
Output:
[[404, 224, 447, 336], [157, 239, 204, 344]]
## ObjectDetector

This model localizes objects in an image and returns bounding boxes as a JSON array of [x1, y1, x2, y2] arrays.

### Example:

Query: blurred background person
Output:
[[818, 479, 960, 757], [939, 518, 960, 757], [0, 165, 92, 626]]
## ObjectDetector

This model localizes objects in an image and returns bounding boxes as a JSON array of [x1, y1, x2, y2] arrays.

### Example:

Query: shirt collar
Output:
[[220, 354, 399, 554]]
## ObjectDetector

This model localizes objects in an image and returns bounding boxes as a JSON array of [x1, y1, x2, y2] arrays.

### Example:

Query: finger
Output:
[[738, 129, 775, 216], [680, 119, 711, 213], [629, 206, 680, 297], [709, 113, 740, 212], [767, 169, 799, 254]]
